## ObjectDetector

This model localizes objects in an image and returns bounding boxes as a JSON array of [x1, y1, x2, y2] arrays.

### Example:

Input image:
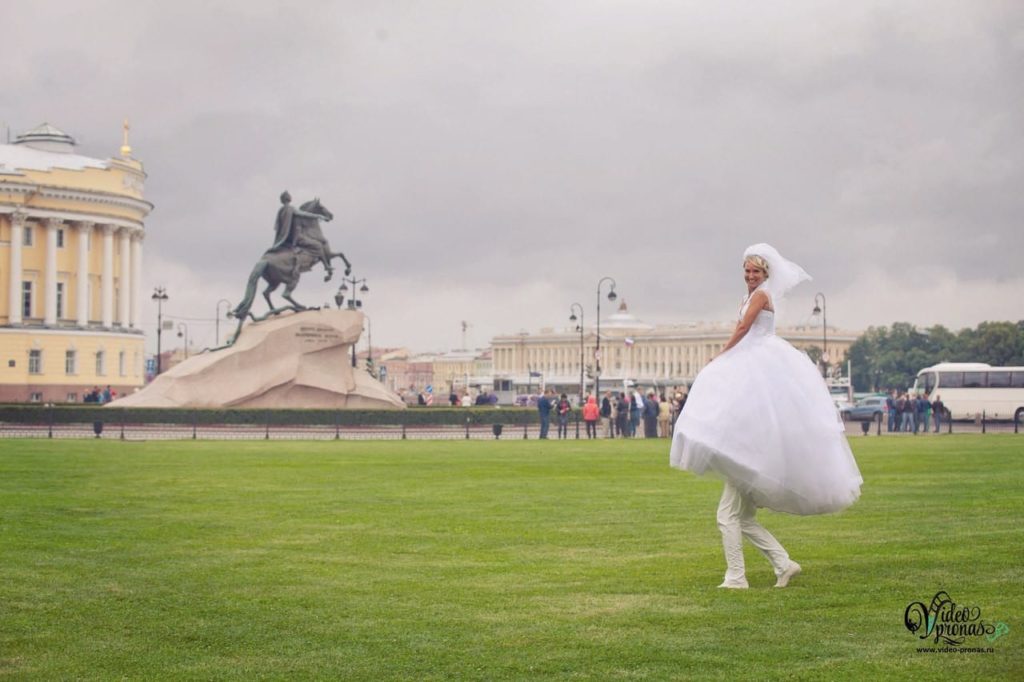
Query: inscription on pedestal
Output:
[[295, 324, 343, 345]]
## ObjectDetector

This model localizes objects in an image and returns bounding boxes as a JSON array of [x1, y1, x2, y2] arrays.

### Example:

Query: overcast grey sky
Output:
[[4, 0, 1023, 353]]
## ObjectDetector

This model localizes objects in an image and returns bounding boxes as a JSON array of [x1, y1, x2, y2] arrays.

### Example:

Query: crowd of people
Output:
[[535, 387, 687, 439], [82, 385, 115, 404], [885, 390, 946, 433]]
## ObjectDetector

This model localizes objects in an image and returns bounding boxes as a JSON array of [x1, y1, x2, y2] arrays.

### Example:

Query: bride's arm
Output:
[[710, 290, 769, 360]]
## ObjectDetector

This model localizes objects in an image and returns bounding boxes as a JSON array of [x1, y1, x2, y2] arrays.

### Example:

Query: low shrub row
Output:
[[0, 405, 539, 427]]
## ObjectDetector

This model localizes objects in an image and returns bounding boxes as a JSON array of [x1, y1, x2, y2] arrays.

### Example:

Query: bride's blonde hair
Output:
[[744, 255, 770, 278]]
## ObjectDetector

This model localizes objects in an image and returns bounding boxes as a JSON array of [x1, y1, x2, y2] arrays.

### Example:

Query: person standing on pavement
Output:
[[616, 392, 630, 438], [583, 395, 600, 439], [658, 393, 672, 438], [600, 391, 614, 438], [556, 393, 572, 439], [932, 394, 945, 433], [630, 389, 643, 437], [537, 389, 553, 439], [643, 391, 659, 438], [917, 393, 933, 430]]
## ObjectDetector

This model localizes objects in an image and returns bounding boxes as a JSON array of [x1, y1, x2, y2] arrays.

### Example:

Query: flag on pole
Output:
[[425, 384, 434, 406]]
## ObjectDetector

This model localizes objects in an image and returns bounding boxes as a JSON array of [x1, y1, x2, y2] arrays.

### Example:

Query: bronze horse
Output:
[[227, 198, 351, 343]]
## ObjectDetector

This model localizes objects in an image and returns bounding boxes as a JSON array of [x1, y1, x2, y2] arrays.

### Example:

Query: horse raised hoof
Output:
[[344, 267, 352, 276]]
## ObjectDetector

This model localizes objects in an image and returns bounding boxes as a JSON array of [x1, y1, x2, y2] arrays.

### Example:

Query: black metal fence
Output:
[[848, 411, 1022, 436], [0, 406, 1018, 441]]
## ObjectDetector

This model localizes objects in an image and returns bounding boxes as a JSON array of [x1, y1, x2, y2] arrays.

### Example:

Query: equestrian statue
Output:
[[225, 191, 352, 346]]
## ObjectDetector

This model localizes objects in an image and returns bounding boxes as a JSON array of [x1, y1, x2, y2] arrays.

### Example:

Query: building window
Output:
[[96, 350, 106, 376], [57, 228, 65, 248], [23, 226, 34, 246], [56, 282, 65, 319], [29, 350, 43, 374], [65, 349, 77, 375], [22, 281, 32, 318], [119, 351, 126, 377], [66, 393, 78, 403], [30, 392, 43, 403]]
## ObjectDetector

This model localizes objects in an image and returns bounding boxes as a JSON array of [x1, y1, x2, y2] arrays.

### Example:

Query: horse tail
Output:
[[231, 260, 269, 319]]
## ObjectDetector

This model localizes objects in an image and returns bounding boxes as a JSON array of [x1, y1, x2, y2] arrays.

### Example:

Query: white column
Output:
[[8, 212, 25, 325], [101, 224, 114, 328], [130, 231, 143, 328], [118, 228, 131, 327], [75, 221, 93, 327], [44, 218, 61, 326]]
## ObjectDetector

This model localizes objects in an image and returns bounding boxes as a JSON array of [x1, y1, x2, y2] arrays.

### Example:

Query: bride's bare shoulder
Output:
[[751, 288, 774, 312]]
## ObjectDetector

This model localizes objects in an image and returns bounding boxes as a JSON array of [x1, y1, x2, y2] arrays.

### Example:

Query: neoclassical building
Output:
[[0, 123, 151, 402], [491, 301, 858, 397]]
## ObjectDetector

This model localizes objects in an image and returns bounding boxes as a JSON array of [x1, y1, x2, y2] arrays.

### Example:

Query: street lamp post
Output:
[[364, 313, 373, 377], [594, 277, 617, 397], [569, 303, 585, 404], [335, 275, 369, 367], [812, 292, 828, 378], [215, 299, 231, 346], [177, 322, 190, 359], [151, 287, 169, 376]]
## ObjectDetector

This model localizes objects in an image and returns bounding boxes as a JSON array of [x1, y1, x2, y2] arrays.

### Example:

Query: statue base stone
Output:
[[111, 309, 404, 409]]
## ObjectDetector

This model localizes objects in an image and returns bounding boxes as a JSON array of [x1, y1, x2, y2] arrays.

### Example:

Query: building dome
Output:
[[601, 300, 655, 333], [14, 123, 77, 153]]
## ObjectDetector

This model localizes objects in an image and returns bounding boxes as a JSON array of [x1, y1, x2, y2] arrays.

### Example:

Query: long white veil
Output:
[[743, 243, 812, 322]]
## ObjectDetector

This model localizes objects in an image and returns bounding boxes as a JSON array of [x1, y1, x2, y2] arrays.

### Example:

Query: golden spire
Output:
[[120, 118, 132, 158]]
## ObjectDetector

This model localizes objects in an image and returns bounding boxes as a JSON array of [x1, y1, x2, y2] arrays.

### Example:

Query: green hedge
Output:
[[0, 405, 543, 427]]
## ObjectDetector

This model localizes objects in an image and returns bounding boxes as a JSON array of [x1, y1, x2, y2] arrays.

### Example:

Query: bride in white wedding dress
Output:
[[670, 244, 863, 589]]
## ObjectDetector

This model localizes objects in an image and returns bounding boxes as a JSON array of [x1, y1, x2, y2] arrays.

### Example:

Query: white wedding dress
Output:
[[670, 284, 863, 515]]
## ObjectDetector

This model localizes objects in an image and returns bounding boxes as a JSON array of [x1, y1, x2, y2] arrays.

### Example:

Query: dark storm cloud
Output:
[[4, 0, 1023, 350]]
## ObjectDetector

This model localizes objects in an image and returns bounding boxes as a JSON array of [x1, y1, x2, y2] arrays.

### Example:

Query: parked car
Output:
[[840, 396, 888, 422]]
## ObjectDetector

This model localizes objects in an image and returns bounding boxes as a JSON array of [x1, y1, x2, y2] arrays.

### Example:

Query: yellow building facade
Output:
[[0, 123, 151, 402], [491, 301, 858, 395]]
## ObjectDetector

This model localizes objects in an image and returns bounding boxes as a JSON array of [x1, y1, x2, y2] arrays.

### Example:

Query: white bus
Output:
[[911, 363, 1024, 421]]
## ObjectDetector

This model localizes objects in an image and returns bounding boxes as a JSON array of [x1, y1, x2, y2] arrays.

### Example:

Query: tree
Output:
[[846, 320, 1024, 392]]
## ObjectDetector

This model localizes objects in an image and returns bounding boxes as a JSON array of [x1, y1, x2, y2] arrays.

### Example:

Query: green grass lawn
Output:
[[1, 436, 1021, 680]]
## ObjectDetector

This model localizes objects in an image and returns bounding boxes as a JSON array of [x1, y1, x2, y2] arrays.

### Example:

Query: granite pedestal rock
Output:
[[111, 309, 403, 409]]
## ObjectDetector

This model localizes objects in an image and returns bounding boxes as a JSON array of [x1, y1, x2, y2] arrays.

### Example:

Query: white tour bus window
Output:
[[920, 372, 937, 393], [1012, 372, 1024, 388], [988, 371, 1011, 388], [939, 372, 963, 388], [962, 372, 986, 388]]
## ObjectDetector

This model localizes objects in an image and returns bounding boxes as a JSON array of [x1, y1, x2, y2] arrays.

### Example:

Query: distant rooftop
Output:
[[16, 122, 77, 151], [0, 122, 109, 174], [601, 300, 656, 332]]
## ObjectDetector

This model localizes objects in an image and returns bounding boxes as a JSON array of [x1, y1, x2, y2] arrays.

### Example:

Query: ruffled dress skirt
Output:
[[670, 330, 863, 515]]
